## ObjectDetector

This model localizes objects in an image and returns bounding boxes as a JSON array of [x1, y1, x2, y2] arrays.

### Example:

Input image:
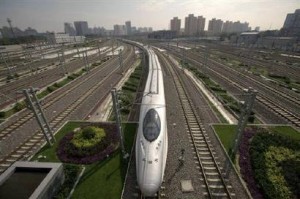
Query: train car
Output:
[[135, 47, 168, 197]]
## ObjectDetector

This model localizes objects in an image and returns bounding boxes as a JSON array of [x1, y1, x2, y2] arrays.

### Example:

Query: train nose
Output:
[[140, 183, 159, 197]]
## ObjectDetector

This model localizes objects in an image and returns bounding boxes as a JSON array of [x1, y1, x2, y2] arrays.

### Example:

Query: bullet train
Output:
[[135, 46, 168, 197]]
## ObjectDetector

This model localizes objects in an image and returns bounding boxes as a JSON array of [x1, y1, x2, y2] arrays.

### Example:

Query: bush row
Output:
[[180, 61, 255, 122], [53, 164, 82, 199]]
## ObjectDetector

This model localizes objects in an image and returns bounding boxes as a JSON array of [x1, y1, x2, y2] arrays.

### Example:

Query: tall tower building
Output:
[[64, 23, 76, 36], [196, 16, 205, 34], [283, 9, 300, 37], [208, 18, 223, 35], [170, 17, 181, 33], [125, 21, 131, 35], [74, 21, 89, 36], [184, 14, 198, 36]]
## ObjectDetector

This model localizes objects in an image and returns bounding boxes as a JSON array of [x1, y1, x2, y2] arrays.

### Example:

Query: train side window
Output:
[[143, 109, 161, 142]]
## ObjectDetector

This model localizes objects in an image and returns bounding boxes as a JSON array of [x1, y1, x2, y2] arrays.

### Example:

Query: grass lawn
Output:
[[269, 125, 300, 141], [212, 124, 237, 153], [31, 121, 137, 199]]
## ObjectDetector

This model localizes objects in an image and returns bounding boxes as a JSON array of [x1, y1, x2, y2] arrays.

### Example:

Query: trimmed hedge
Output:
[[53, 164, 81, 199]]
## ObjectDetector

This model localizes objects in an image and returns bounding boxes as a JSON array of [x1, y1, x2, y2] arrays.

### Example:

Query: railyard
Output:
[[0, 39, 299, 198]]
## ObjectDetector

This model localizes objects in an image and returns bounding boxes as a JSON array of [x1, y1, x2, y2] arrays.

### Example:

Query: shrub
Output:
[[238, 127, 264, 199], [13, 102, 25, 112], [250, 131, 300, 199], [53, 164, 81, 199], [0, 111, 6, 118], [71, 126, 106, 149], [47, 86, 56, 92]]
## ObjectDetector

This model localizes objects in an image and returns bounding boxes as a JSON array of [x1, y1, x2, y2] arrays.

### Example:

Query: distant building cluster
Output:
[[64, 20, 153, 37], [170, 14, 253, 36], [113, 21, 153, 36], [282, 9, 300, 37], [0, 25, 39, 39], [64, 21, 106, 36]]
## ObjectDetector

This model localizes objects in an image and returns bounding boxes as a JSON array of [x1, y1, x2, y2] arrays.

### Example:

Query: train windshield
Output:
[[143, 109, 161, 142]]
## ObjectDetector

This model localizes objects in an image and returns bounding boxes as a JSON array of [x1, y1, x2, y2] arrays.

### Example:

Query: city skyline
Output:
[[0, 0, 299, 33]]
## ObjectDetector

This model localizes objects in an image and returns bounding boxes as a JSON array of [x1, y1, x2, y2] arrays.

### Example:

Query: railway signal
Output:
[[22, 87, 56, 146]]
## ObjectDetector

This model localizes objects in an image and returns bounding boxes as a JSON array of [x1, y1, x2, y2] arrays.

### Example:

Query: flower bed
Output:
[[238, 127, 264, 199], [57, 124, 119, 164]]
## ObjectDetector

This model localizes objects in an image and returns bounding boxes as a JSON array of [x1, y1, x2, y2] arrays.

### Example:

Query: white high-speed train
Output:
[[135, 47, 168, 197]]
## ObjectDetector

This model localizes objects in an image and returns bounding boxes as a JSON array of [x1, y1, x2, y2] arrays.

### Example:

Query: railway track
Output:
[[163, 45, 300, 128], [0, 44, 111, 109], [165, 44, 300, 107], [188, 53, 300, 128], [0, 52, 117, 140], [0, 44, 135, 173], [162, 52, 235, 198]]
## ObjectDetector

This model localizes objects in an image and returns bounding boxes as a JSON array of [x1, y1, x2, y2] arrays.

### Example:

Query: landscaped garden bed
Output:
[[57, 124, 118, 164], [213, 124, 300, 199], [31, 121, 138, 198]]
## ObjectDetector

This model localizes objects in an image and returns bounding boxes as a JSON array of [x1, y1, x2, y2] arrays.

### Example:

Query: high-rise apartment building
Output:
[[197, 16, 206, 34], [184, 14, 198, 36], [222, 21, 233, 33], [114, 25, 126, 36], [184, 14, 205, 36], [64, 23, 76, 36], [221, 20, 249, 33], [125, 21, 131, 35], [74, 21, 89, 36], [283, 9, 300, 37], [170, 17, 181, 33], [208, 18, 223, 35]]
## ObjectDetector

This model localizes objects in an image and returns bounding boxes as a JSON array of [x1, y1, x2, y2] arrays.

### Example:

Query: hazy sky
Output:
[[0, 0, 299, 32]]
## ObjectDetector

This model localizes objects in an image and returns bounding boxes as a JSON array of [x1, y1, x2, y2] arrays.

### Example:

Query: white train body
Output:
[[135, 47, 168, 197]]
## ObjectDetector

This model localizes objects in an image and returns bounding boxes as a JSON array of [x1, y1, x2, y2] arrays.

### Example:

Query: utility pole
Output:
[[231, 87, 257, 161], [7, 18, 16, 39], [26, 48, 34, 74], [74, 37, 81, 58], [111, 88, 127, 158], [1, 53, 13, 78], [83, 40, 90, 72], [224, 87, 257, 178], [83, 50, 90, 72], [111, 39, 114, 56], [119, 49, 123, 74], [6, 52, 16, 74], [181, 48, 186, 65], [203, 47, 208, 67], [97, 40, 101, 58], [39, 43, 45, 59], [23, 87, 55, 145], [57, 44, 67, 75]]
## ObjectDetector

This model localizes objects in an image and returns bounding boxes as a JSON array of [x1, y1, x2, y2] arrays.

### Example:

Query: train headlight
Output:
[[143, 109, 161, 142]]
